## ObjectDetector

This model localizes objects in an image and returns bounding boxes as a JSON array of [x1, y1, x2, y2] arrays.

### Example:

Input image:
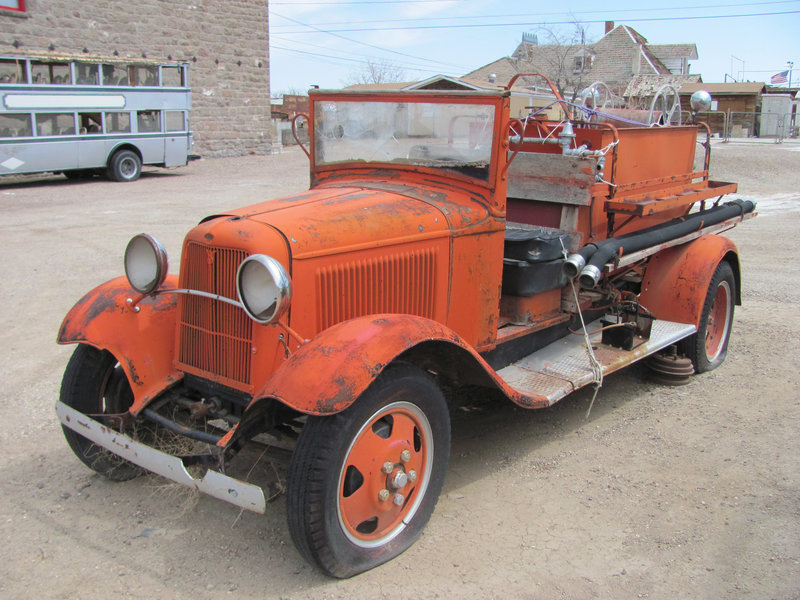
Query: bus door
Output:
[[76, 112, 106, 168], [164, 110, 189, 167]]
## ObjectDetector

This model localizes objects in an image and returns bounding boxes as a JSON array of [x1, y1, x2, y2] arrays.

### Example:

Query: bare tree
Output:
[[516, 22, 594, 101], [345, 58, 407, 86]]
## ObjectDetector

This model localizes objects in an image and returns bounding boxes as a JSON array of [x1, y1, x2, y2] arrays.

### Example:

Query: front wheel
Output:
[[680, 261, 735, 373], [107, 149, 142, 182], [59, 344, 143, 481], [287, 365, 450, 578]]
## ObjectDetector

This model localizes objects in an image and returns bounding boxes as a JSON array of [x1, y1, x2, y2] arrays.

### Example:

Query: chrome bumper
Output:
[[56, 401, 266, 514]]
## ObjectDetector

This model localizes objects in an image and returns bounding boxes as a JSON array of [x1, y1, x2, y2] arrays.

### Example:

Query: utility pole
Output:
[[788, 61, 794, 89]]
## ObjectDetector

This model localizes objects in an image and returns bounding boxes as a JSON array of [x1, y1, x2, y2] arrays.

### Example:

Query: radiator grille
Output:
[[177, 242, 253, 385], [316, 249, 437, 331]]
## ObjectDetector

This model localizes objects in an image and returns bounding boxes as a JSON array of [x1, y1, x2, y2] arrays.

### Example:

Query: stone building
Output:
[[0, 0, 271, 157]]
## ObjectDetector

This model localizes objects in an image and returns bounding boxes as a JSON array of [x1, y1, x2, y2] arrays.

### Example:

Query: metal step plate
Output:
[[496, 318, 696, 406]]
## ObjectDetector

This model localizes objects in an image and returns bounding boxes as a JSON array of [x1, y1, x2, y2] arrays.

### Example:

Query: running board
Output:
[[497, 318, 696, 406]]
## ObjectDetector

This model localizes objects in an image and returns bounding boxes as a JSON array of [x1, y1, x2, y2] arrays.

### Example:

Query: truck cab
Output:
[[56, 82, 754, 578]]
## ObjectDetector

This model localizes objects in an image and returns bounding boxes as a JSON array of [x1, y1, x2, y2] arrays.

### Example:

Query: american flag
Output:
[[771, 70, 789, 84]]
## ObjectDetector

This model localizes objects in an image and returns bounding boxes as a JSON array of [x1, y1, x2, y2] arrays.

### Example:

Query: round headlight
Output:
[[236, 254, 292, 324], [124, 234, 168, 295]]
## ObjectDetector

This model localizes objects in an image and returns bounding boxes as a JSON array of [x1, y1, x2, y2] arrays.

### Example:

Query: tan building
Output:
[[0, 0, 271, 157]]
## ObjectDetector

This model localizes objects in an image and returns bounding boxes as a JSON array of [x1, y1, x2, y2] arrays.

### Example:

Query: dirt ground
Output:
[[1, 140, 798, 599]]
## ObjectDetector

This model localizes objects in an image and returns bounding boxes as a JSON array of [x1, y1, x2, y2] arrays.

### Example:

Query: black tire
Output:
[[107, 149, 141, 182], [679, 261, 735, 373], [287, 365, 450, 578], [59, 344, 143, 481]]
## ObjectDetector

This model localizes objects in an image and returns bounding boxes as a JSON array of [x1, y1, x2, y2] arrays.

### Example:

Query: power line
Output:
[[270, 0, 800, 30], [272, 10, 470, 70], [274, 9, 800, 34]]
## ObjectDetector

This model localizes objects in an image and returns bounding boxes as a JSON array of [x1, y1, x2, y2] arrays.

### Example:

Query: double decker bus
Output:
[[0, 54, 192, 182]]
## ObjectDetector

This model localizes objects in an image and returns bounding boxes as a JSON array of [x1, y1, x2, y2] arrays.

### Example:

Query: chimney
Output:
[[605, 21, 614, 34]]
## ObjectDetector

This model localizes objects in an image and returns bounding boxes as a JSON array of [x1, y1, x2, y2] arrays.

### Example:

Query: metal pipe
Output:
[[142, 408, 223, 445]]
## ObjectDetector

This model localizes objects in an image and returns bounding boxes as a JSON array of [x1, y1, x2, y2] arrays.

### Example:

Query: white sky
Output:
[[268, 0, 799, 94]]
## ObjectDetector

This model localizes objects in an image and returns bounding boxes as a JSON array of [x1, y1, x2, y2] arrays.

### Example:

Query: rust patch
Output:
[[124, 358, 143, 386]]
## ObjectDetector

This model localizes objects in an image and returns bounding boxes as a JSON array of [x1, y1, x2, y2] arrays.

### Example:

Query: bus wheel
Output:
[[287, 365, 450, 578], [107, 149, 142, 182], [60, 344, 144, 481], [679, 261, 735, 373]]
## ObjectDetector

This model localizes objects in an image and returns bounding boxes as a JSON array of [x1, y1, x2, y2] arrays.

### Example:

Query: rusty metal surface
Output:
[[57, 275, 182, 411], [640, 235, 739, 327], [56, 401, 266, 513], [497, 318, 696, 405]]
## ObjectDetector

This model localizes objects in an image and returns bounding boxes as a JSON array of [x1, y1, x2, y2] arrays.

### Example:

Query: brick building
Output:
[[0, 0, 271, 157]]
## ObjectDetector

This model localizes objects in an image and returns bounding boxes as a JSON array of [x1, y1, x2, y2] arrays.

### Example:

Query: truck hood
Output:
[[220, 185, 462, 259]]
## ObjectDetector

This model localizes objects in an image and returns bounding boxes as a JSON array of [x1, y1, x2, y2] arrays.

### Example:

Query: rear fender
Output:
[[640, 234, 740, 328], [57, 275, 182, 410], [253, 314, 551, 416]]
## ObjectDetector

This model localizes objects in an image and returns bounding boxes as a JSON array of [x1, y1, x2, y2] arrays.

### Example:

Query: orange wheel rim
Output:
[[337, 401, 432, 548], [705, 280, 732, 362]]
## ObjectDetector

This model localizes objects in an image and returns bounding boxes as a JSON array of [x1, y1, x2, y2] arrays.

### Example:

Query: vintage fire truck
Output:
[[56, 77, 754, 577]]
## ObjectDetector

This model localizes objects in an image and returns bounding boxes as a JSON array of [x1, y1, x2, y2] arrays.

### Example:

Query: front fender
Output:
[[254, 313, 553, 416], [640, 234, 740, 328], [57, 275, 182, 410]]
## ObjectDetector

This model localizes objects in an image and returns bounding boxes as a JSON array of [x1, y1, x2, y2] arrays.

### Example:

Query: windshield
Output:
[[314, 99, 496, 181]]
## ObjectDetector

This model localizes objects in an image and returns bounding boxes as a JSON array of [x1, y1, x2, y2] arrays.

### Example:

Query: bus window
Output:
[[105, 112, 131, 133], [102, 64, 127, 86], [161, 66, 184, 87], [165, 111, 185, 132], [79, 113, 102, 134], [75, 63, 99, 85], [36, 113, 76, 136], [130, 65, 158, 87], [0, 58, 26, 84], [31, 61, 71, 85], [137, 110, 161, 133], [0, 113, 33, 137]]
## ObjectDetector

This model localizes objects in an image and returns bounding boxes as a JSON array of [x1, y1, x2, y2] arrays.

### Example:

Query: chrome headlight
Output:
[[124, 233, 168, 295], [236, 254, 292, 324]]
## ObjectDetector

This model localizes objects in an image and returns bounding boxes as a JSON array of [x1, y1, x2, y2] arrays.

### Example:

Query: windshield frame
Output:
[[309, 89, 508, 191]]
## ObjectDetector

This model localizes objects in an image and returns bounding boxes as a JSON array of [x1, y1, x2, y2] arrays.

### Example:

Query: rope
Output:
[[561, 239, 604, 418]]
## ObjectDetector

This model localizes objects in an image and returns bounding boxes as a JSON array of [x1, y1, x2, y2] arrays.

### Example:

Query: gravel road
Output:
[[0, 140, 798, 599]]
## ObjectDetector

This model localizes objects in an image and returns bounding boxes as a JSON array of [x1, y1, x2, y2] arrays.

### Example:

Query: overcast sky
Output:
[[268, 0, 799, 94]]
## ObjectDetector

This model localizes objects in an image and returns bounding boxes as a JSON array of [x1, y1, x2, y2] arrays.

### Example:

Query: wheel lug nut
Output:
[[382, 461, 394, 474], [391, 471, 408, 489], [407, 469, 417, 482], [400, 449, 411, 463], [393, 493, 405, 506], [378, 489, 390, 502]]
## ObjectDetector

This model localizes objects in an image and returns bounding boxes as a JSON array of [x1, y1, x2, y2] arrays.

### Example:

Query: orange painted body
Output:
[[640, 235, 741, 327], [58, 83, 748, 443]]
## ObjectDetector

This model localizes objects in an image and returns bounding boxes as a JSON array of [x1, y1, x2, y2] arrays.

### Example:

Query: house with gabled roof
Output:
[[464, 22, 698, 99]]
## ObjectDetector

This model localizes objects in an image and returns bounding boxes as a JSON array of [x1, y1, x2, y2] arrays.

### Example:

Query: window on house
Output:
[[0, 1, 26, 12], [573, 55, 591, 73]]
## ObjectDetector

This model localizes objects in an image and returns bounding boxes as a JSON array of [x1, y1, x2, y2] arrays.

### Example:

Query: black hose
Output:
[[577, 199, 755, 288]]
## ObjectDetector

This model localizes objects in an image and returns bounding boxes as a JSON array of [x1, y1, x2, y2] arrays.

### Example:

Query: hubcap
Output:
[[337, 401, 432, 548], [705, 280, 732, 362]]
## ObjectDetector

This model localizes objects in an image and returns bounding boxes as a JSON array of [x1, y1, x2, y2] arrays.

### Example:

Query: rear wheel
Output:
[[680, 261, 735, 373], [287, 365, 450, 578], [107, 149, 141, 182], [59, 344, 143, 481]]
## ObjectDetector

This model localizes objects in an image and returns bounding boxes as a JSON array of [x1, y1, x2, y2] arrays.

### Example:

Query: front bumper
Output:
[[56, 401, 266, 513]]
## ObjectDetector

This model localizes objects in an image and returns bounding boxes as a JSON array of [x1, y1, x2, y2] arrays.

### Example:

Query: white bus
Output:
[[0, 54, 193, 182]]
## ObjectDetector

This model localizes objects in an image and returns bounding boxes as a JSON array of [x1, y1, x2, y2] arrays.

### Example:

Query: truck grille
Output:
[[316, 249, 437, 331], [177, 242, 253, 386]]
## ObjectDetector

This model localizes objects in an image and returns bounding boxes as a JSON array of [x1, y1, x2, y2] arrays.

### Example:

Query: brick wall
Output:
[[0, 0, 271, 157]]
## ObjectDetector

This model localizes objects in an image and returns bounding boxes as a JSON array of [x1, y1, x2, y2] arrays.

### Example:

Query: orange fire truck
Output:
[[56, 77, 754, 577]]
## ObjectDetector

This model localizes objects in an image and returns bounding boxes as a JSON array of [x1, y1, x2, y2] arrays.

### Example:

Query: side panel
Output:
[[57, 275, 182, 410], [640, 235, 740, 327]]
